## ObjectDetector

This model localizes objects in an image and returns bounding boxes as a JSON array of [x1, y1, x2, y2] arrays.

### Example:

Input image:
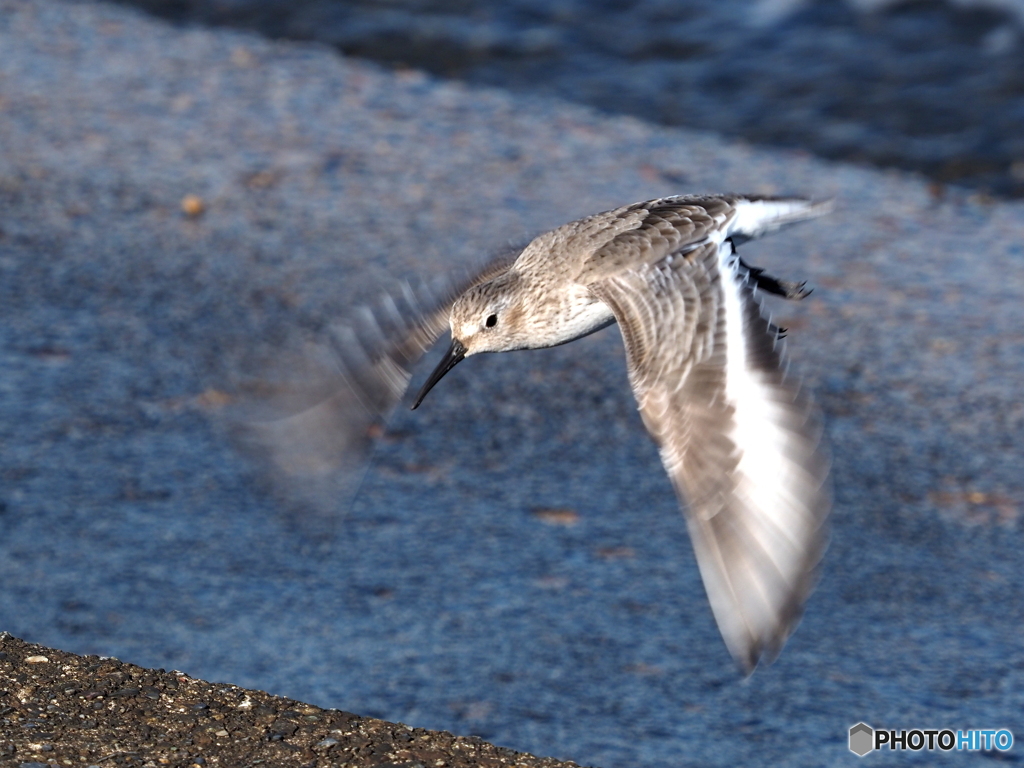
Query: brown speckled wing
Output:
[[589, 239, 830, 673], [576, 196, 735, 282]]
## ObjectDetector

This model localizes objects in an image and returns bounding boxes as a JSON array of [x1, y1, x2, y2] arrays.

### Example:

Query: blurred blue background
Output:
[[113, 0, 1024, 197]]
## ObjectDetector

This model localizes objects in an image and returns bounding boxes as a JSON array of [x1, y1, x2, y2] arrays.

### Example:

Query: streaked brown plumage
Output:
[[246, 194, 832, 673]]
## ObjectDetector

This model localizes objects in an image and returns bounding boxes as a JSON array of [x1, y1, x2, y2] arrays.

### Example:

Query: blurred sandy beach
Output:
[[112, 0, 1024, 197]]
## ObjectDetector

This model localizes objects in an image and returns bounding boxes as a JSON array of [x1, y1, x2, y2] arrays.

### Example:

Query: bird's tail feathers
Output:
[[730, 197, 833, 242]]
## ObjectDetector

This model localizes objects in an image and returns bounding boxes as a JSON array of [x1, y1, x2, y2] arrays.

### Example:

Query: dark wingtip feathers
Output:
[[736, 257, 813, 301]]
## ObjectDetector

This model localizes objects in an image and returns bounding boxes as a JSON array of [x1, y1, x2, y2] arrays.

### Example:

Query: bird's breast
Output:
[[528, 286, 615, 349]]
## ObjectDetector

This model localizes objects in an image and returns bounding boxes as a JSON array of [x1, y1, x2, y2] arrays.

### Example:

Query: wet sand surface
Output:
[[1, 2, 1023, 767]]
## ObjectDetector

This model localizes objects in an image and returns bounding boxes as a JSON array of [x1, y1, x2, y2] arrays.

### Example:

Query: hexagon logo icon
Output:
[[849, 722, 874, 757]]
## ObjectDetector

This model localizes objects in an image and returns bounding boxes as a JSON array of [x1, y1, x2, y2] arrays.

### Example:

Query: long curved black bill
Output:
[[411, 338, 467, 410]]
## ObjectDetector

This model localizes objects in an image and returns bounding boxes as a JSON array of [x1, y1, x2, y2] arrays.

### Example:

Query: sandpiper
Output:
[[410, 195, 830, 673], [255, 194, 831, 673]]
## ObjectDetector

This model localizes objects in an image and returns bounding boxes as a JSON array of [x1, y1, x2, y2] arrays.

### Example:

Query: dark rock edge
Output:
[[0, 634, 587, 768]]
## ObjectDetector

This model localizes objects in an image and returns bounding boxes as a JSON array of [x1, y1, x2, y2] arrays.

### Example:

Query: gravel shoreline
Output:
[[1, 634, 584, 768], [2, 2, 1023, 767]]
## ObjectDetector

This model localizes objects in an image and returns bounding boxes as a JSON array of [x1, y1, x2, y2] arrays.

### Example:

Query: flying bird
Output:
[[244, 194, 831, 672]]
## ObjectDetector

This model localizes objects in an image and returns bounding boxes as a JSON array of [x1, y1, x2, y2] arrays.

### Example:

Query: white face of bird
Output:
[[449, 284, 526, 355]]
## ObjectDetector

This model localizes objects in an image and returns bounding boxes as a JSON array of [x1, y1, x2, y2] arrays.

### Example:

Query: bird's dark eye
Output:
[[485, 314, 498, 328]]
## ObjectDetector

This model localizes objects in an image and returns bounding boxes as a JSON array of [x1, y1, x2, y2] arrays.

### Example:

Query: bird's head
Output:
[[411, 274, 526, 409]]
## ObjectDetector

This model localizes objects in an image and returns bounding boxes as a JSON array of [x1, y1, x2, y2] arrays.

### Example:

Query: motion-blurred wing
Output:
[[225, 248, 520, 517], [589, 239, 829, 672]]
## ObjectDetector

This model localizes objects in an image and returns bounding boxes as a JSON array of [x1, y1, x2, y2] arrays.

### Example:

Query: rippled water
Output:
[[118, 0, 1024, 196]]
